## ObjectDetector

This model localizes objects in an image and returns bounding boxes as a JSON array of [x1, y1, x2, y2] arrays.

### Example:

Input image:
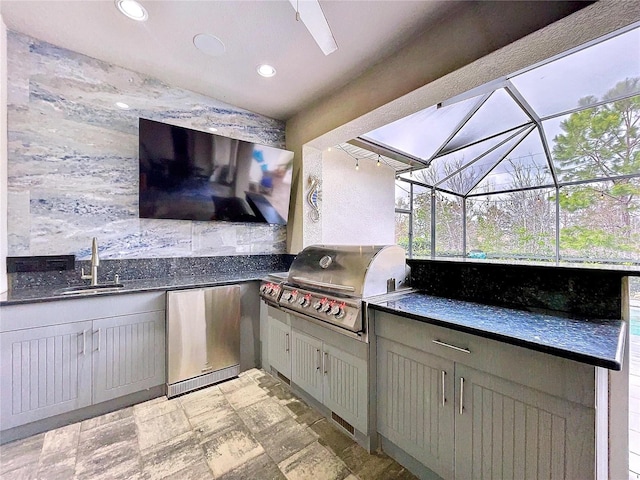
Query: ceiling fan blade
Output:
[[288, 0, 338, 56]]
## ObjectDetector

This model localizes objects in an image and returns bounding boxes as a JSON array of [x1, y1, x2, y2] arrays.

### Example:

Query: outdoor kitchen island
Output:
[[366, 258, 633, 480]]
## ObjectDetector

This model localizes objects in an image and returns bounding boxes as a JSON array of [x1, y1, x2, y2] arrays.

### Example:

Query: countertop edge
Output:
[[0, 274, 271, 306], [368, 302, 624, 371]]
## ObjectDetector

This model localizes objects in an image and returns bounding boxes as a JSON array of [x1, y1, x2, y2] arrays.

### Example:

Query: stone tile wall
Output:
[[6, 31, 288, 260]]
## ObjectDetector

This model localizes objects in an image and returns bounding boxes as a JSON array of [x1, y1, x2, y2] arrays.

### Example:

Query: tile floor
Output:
[[0, 369, 417, 480]]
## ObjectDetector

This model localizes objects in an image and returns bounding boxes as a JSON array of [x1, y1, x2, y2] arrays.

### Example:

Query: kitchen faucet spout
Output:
[[81, 237, 100, 286]]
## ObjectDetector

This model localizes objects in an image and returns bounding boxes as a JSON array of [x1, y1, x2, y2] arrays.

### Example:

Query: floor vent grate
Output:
[[332, 411, 355, 435], [277, 371, 291, 385], [167, 364, 239, 398]]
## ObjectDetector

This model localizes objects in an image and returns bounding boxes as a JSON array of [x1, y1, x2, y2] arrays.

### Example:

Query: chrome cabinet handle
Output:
[[432, 339, 470, 354], [285, 333, 290, 353], [95, 328, 101, 352], [316, 348, 321, 371], [324, 352, 329, 375], [441, 370, 446, 406], [459, 377, 465, 415], [80, 330, 86, 355]]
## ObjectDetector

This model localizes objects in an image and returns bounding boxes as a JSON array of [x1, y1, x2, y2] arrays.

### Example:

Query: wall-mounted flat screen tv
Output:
[[139, 118, 294, 224]]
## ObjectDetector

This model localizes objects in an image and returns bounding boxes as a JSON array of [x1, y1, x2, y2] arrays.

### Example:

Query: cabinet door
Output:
[[454, 364, 595, 480], [377, 337, 455, 479], [323, 342, 369, 434], [0, 321, 93, 430], [268, 314, 291, 378], [93, 311, 166, 404], [291, 330, 323, 403]]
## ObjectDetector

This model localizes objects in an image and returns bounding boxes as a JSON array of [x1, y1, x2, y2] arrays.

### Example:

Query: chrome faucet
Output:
[[81, 237, 100, 286]]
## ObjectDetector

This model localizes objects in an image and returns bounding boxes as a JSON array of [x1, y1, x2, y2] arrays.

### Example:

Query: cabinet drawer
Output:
[[374, 310, 595, 407]]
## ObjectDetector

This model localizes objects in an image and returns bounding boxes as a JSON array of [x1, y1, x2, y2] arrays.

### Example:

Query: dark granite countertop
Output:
[[0, 271, 283, 306], [369, 292, 626, 370]]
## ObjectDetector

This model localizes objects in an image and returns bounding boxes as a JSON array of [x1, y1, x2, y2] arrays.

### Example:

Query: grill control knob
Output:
[[321, 302, 332, 313], [312, 301, 323, 311], [289, 291, 298, 303], [281, 291, 291, 301], [298, 296, 310, 307], [259, 284, 267, 294], [334, 307, 346, 319], [328, 304, 341, 316]]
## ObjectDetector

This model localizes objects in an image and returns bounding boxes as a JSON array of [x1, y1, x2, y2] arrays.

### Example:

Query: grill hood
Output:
[[286, 245, 409, 298]]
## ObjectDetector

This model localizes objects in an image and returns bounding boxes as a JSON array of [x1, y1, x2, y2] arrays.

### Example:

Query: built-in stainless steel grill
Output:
[[265, 245, 409, 337]]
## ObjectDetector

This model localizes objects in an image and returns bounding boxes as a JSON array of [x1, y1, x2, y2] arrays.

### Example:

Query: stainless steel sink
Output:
[[58, 283, 125, 296]]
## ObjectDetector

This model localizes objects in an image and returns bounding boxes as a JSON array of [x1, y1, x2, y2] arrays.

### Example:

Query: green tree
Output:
[[552, 78, 640, 257]]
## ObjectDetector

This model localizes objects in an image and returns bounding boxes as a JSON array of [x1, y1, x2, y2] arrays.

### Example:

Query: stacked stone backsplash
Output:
[[10, 254, 296, 290], [6, 30, 288, 260]]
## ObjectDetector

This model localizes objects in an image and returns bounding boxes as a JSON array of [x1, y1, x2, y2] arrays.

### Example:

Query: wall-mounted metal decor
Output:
[[306, 175, 321, 222]]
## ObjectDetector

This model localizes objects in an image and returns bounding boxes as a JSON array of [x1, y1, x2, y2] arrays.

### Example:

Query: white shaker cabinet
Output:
[[1, 292, 166, 431], [291, 329, 368, 433], [267, 307, 292, 379], [92, 310, 165, 404], [0, 321, 93, 430], [453, 363, 594, 480], [377, 337, 455, 479], [291, 329, 323, 401], [375, 310, 598, 480]]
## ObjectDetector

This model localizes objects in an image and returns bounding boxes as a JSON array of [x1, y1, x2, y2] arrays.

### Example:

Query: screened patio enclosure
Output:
[[345, 25, 640, 264]]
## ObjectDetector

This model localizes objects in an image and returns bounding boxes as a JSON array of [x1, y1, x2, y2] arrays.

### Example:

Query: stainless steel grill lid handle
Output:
[[290, 276, 355, 292]]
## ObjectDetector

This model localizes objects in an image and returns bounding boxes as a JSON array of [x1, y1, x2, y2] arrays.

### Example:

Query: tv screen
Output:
[[139, 118, 294, 224]]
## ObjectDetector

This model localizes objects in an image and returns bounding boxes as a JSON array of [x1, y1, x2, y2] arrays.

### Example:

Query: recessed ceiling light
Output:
[[257, 64, 276, 78], [115, 0, 148, 22], [208, 127, 218, 132], [193, 34, 226, 57], [115, 102, 130, 109]]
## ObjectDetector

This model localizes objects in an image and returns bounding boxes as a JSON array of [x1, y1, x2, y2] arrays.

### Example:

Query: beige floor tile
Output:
[[75, 438, 141, 480], [81, 406, 133, 432], [237, 397, 292, 434], [339, 444, 395, 480], [278, 441, 350, 480], [218, 375, 257, 394], [36, 422, 81, 478], [224, 382, 269, 410], [40, 422, 80, 458], [255, 417, 318, 464], [133, 397, 180, 423], [190, 403, 245, 443], [0, 370, 416, 480], [0, 463, 38, 480], [77, 416, 137, 455], [0, 433, 44, 475], [168, 459, 215, 480], [136, 408, 191, 451], [217, 452, 286, 480], [180, 384, 223, 403], [140, 431, 206, 480], [36, 456, 76, 480], [201, 425, 264, 477], [180, 390, 228, 419]]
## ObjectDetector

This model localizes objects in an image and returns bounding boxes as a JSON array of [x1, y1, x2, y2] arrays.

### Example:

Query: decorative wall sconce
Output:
[[307, 175, 321, 222]]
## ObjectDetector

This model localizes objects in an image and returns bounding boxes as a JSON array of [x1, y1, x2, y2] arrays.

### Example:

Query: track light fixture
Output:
[[376, 155, 381, 167], [355, 159, 360, 171]]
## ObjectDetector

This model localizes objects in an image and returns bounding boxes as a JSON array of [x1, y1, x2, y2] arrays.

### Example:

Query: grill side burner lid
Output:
[[286, 244, 409, 298]]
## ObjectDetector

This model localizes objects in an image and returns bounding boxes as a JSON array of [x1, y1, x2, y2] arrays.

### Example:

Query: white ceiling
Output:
[[0, 0, 455, 121]]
